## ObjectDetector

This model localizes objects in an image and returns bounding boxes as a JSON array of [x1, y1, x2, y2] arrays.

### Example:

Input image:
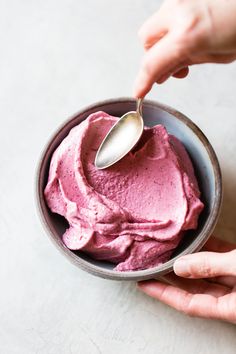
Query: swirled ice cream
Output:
[[44, 112, 204, 271]]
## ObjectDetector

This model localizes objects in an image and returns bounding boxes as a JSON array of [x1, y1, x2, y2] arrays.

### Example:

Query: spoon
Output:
[[95, 98, 144, 169]]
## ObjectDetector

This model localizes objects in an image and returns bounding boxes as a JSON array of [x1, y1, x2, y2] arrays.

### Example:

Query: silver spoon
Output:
[[95, 98, 144, 169]]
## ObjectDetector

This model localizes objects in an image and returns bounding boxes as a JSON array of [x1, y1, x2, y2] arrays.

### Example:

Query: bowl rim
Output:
[[35, 97, 222, 281]]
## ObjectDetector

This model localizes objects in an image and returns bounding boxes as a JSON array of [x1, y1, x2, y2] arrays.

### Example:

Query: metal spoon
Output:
[[95, 98, 144, 169]]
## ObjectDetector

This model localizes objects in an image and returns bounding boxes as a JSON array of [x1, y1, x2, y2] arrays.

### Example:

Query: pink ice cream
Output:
[[44, 111, 204, 271]]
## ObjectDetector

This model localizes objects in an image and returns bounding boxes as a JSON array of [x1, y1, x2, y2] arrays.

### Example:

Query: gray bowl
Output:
[[36, 98, 222, 281]]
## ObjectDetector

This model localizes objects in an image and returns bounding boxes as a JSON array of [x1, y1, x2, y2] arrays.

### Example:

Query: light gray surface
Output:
[[0, 1, 236, 353]]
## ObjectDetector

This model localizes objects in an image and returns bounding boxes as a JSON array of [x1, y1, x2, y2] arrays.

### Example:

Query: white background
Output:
[[0, 1, 236, 353]]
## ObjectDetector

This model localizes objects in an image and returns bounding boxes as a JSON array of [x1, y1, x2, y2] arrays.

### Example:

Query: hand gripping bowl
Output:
[[36, 98, 222, 281]]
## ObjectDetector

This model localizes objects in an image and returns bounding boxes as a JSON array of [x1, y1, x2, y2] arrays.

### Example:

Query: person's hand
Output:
[[134, 0, 236, 97], [138, 236, 236, 324]]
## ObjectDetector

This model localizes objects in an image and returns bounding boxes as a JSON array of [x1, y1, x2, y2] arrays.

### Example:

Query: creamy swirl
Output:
[[44, 112, 204, 271]]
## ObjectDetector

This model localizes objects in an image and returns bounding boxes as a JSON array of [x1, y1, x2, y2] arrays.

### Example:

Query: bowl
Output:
[[36, 97, 222, 281]]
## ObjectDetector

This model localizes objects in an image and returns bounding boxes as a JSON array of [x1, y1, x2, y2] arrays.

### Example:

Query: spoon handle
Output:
[[137, 98, 143, 116]]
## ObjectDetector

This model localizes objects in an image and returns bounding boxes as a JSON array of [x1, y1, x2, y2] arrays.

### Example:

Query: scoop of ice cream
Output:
[[44, 112, 204, 271]]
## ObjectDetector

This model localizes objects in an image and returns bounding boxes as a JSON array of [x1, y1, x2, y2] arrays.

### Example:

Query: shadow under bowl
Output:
[[36, 98, 222, 281]]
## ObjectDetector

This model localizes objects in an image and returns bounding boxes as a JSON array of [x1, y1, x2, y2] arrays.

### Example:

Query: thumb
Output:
[[173, 250, 236, 278]]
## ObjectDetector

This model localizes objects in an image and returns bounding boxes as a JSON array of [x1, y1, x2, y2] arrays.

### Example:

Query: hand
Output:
[[134, 0, 236, 97], [138, 236, 236, 324]]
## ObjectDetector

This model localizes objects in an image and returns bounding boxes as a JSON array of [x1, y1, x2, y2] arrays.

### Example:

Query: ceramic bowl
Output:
[[36, 98, 222, 281]]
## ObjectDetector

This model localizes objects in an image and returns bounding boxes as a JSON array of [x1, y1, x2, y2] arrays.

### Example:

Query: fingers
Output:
[[137, 280, 236, 322], [133, 34, 185, 97], [189, 52, 236, 65], [164, 273, 230, 297], [201, 236, 236, 287], [203, 235, 236, 253], [172, 67, 189, 78], [138, 6, 169, 50], [138, 280, 222, 319], [174, 250, 236, 278], [208, 276, 236, 288], [154, 66, 189, 85]]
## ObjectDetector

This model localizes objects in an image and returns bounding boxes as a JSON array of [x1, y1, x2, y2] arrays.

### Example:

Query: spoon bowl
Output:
[[95, 98, 143, 169]]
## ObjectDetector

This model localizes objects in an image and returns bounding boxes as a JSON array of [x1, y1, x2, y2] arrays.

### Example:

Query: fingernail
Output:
[[174, 258, 191, 277]]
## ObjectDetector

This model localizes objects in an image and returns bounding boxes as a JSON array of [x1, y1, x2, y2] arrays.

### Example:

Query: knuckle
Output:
[[181, 297, 197, 317], [167, 32, 188, 58], [200, 260, 212, 277], [181, 13, 200, 34], [172, 8, 208, 53], [173, 31, 194, 57], [191, 256, 212, 277]]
